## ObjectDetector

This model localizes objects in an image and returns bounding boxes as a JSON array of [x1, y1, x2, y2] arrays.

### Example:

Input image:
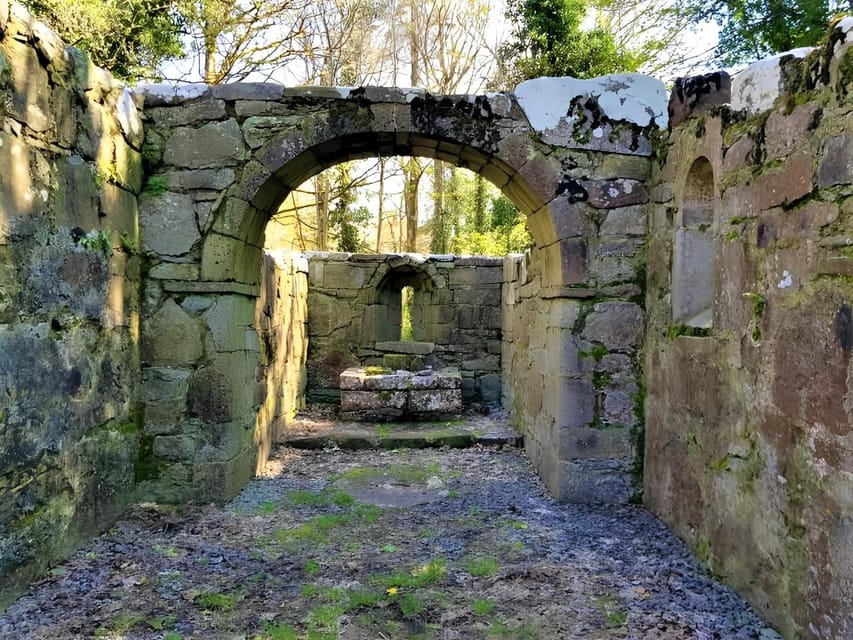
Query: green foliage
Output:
[[464, 555, 500, 577], [498, 0, 638, 86], [78, 229, 112, 256], [674, 0, 846, 64], [472, 598, 496, 616], [260, 621, 299, 640], [666, 324, 711, 339], [193, 591, 239, 610], [142, 175, 168, 196], [22, 0, 184, 82]]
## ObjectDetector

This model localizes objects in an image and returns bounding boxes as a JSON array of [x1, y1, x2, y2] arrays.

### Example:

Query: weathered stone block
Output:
[[583, 179, 648, 209], [818, 134, 853, 188], [4, 37, 50, 132], [582, 302, 644, 351], [722, 151, 814, 218], [668, 72, 731, 128], [163, 119, 246, 169], [559, 426, 634, 460], [139, 191, 199, 256], [764, 103, 819, 160], [408, 389, 463, 415], [148, 100, 227, 127], [559, 459, 633, 504], [141, 299, 204, 366]]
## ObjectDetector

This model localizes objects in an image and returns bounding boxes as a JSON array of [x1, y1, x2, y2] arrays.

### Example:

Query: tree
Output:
[[675, 0, 850, 64], [22, 0, 184, 82], [496, 0, 633, 87], [177, 0, 314, 84]]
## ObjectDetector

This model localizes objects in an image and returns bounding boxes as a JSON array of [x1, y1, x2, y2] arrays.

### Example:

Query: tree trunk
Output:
[[315, 173, 330, 251], [375, 159, 385, 252], [430, 160, 447, 253], [404, 158, 420, 252]]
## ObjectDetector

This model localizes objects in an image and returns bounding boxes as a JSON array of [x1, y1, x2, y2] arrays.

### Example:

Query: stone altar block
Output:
[[339, 367, 463, 421]]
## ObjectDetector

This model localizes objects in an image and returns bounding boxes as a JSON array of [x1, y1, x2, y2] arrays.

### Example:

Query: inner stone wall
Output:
[[0, 2, 142, 607], [645, 21, 853, 638], [304, 253, 502, 403]]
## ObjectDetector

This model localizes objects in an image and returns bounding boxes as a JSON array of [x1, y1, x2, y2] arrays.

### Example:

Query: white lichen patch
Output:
[[777, 270, 793, 289], [514, 73, 669, 134], [731, 48, 813, 115]]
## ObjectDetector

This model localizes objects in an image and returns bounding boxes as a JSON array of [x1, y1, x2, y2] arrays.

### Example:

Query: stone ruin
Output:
[[1, 0, 852, 635]]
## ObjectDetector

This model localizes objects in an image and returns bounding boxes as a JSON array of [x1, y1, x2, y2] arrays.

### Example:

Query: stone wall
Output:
[[0, 2, 142, 606], [645, 20, 853, 638], [256, 250, 308, 456], [305, 253, 502, 403]]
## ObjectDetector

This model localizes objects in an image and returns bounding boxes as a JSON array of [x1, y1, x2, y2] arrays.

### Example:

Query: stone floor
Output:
[[0, 409, 782, 640]]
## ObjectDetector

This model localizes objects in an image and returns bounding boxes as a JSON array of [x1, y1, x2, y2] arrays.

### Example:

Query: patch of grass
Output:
[[464, 556, 500, 577], [286, 488, 355, 507], [347, 589, 384, 609], [163, 633, 183, 640], [364, 366, 391, 376], [354, 504, 383, 523], [146, 615, 176, 630], [307, 604, 346, 633], [596, 595, 628, 627], [193, 591, 239, 610], [472, 598, 496, 616], [255, 501, 277, 514], [303, 560, 320, 575], [375, 558, 447, 590], [107, 612, 145, 632], [398, 592, 425, 617], [275, 514, 352, 546], [380, 544, 399, 553], [339, 462, 441, 486], [259, 621, 299, 640]]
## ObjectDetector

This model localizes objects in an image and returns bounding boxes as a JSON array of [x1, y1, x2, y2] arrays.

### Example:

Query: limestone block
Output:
[[187, 351, 258, 423], [135, 82, 211, 107], [722, 151, 814, 219], [53, 155, 99, 232], [600, 205, 647, 237], [559, 426, 634, 460], [596, 153, 652, 181], [139, 191, 199, 257], [550, 377, 595, 427], [731, 48, 813, 114], [203, 295, 259, 352], [723, 135, 757, 173], [4, 37, 50, 132], [375, 340, 434, 355], [212, 83, 285, 101], [163, 119, 246, 169], [116, 88, 143, 150], [0, 0, 7, 30], [479, 373, 502, 403], [583, 179, 648, 209], [242, 116, 294, 149], [148, 262, 200, 281], [668, 72, 731, 128], [141, 366, 191, 426], [141, 299, 204, 366], [192, 445, 257, 502], [148, 100, 227, 127], [559, 459, 633, 504], [582, 301, 644, 351], [99, 185, 138, 251], [154, 435, 196, 461], [603, 389, 636, 425], [340, 390, 407, 413], [408, 389, 463, 415], [164, 168, 236, 192], [818, 134, 853, 188], [113, 135, 143, 193], [764, 103, 819, 160]]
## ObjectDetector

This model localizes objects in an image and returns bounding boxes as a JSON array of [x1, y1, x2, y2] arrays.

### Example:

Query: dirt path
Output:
[[1, 422, 781, 639]]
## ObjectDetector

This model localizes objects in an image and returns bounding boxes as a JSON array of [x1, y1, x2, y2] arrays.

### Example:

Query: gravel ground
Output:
[[1, 441, 782, 640]]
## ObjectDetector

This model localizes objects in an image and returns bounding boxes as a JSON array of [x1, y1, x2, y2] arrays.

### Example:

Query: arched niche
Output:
[[672, 156, 716, 328]]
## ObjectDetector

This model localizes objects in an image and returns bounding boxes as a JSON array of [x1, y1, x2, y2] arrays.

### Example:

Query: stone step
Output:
[[278, 410, 522, 451]]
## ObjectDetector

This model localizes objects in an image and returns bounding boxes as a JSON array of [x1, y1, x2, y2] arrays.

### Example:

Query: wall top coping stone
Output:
[[514, 73, 669, 131], [730, 47, 814, 114]]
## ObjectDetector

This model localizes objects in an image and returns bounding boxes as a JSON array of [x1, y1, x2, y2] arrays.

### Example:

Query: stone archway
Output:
[[136, 77, 666, 503]]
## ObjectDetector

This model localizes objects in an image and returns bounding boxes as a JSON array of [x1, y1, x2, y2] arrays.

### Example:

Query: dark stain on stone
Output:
[[66, 368, 82, 395], [833, 305, 853, 351], [558, 178, 588, 203], [756, 223, 769, 247]]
